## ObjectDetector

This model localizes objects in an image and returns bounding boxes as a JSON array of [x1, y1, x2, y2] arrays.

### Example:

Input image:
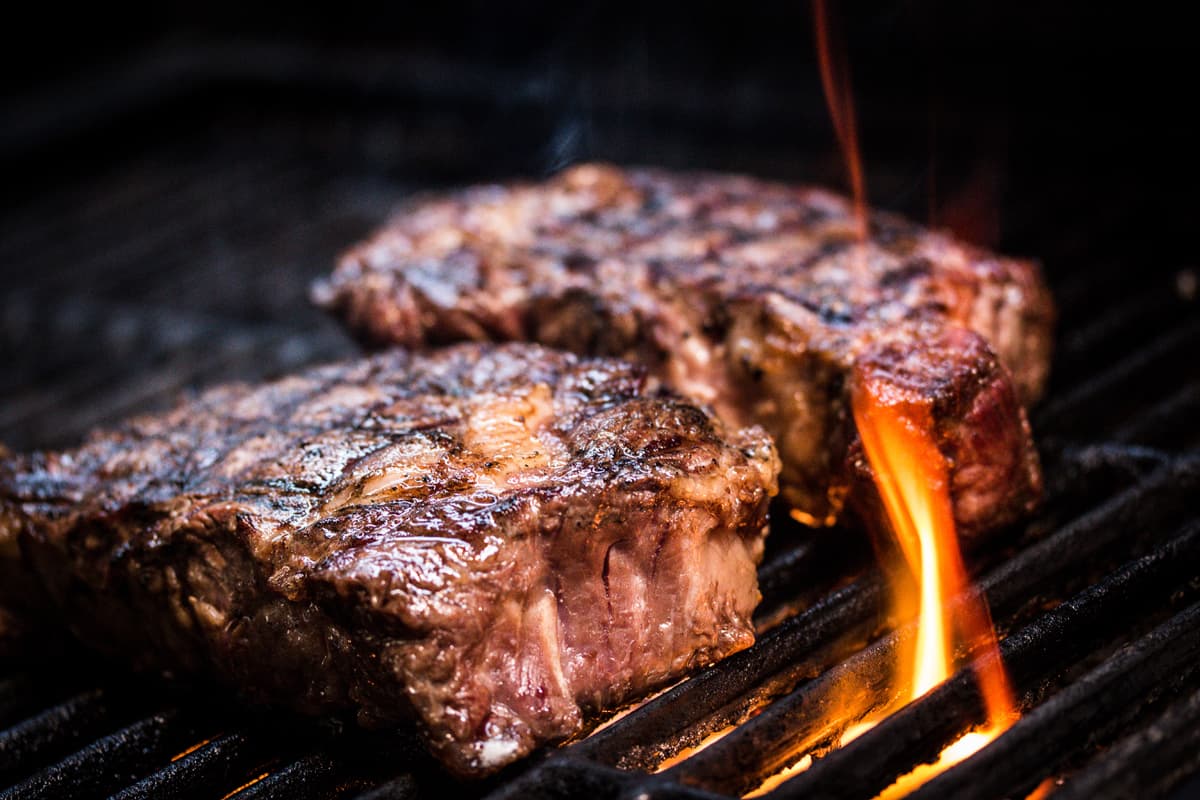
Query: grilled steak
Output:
[[314, 164, 1051, 536], [0, 343, 779, 776]]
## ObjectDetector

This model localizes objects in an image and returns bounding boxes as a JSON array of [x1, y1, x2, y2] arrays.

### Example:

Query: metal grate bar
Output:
[[0, 675, 48, 730], [1111, 379, 1200, 451], [2, 151, 309, 289], [0, 709, 198, 800], [484, 757, 641, 800], [50, 163, 325, 307], [1050, 683, 1200, 800], [228, 752, 377, 800], [0, 294, 351, 449], [1051, 277, 1195, 388], [0, 688, 128, 787], [0, 144, 275, 262], [109, 730, 266, 800], [1035, 317, 1200, 440], [353, 774, 421, 800], [134, 175, 386, 321], [764, 521, 1200, 800], [753, 528, 871, 627], [905, 599, 1200, 800]]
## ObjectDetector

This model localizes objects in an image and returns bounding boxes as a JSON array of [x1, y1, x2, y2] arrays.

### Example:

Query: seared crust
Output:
[[315, 163, 1051, 530], [847, 328, 1042, 539], [0, 343, 779, 776]]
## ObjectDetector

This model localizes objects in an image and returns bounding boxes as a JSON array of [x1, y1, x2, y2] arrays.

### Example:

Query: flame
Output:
[[744, 366, 1024, 800], [814, 8, 1018, 787], [843, 377, 1018, 797], [813, 0, 868, 243], [852, 381, 1017, 722]]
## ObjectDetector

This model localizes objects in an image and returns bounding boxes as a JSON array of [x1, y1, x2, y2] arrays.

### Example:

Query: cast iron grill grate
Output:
[[2, 43, 1199, 800]]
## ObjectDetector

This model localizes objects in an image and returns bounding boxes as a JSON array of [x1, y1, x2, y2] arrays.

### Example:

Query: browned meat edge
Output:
[[0, 343, 779, 776]]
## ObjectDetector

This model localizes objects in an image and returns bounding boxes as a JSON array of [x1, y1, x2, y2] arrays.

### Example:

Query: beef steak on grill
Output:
[[0, 343, 779, 776], [314, 164, 1052, 536]]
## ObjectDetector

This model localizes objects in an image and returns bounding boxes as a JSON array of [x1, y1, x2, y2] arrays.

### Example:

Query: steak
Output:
[[0, 343, 779, 776], [314, 164, 1052, 536]]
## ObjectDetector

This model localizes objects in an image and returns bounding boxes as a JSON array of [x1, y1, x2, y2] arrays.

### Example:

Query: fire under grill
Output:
[[3, 38, 1200, 800]]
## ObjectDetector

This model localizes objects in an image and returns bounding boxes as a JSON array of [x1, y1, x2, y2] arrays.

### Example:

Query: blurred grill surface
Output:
[[2, 29, 1199, 800]]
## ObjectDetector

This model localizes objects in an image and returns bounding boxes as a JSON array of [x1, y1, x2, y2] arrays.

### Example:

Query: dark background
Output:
[[2, 0, 1197, 449]]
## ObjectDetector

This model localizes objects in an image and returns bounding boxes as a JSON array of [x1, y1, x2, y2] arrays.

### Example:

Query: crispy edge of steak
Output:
[[0, 343, 779, 776], [845, 327, 1042, 539], [313, 163, 1050, 535]]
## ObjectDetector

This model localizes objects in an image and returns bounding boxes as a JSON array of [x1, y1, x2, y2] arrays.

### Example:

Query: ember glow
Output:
[[654, 725, 737, 773]]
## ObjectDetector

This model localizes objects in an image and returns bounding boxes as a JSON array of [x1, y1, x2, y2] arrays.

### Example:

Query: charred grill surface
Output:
[[315, 164, 1052, 535], [0, 343, 779, 776]]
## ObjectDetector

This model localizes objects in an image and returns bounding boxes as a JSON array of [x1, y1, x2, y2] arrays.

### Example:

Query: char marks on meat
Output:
[[315, 164, 1052, 536], [0, 343, 779, 776]]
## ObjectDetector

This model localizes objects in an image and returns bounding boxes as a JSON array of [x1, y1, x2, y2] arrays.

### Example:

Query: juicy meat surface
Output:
[[314, 164, 1051, 535], [0, 344, 779, 776]]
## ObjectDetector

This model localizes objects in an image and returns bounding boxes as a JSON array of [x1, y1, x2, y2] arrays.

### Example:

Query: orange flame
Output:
[[852, 384, 1016, 719], [847, 378, 1018, 796], [813, 0, 868, 243]]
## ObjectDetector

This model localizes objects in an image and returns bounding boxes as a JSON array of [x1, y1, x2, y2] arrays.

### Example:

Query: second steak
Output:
[[315, 164, 1051, 536]]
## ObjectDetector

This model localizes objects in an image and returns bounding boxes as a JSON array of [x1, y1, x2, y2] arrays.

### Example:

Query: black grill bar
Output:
[[1112, 379, 1200, 451], [753, 525, 872, 627], [0, 688, 130, 786], [229, 752, 365, 800], [906, 600, 1200, 800], [354, 775, 422, 800], [0, 709, 200, 800], [1051, 684, 1200, 800], [763, 521, 1200, 800], [217, 725, 438, 800], [1035, 317, 1200, 441], [0, 145, 269, 264], [485, 757, 644, 800], [0, 291, 351, 449], [2, 152, 308, 289], [1050, 275, 1194, 388], [109, 731, 264, 800]]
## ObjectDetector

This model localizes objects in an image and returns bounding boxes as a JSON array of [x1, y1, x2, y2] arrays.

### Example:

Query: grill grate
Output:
[[2, 41, 1199, 800]]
